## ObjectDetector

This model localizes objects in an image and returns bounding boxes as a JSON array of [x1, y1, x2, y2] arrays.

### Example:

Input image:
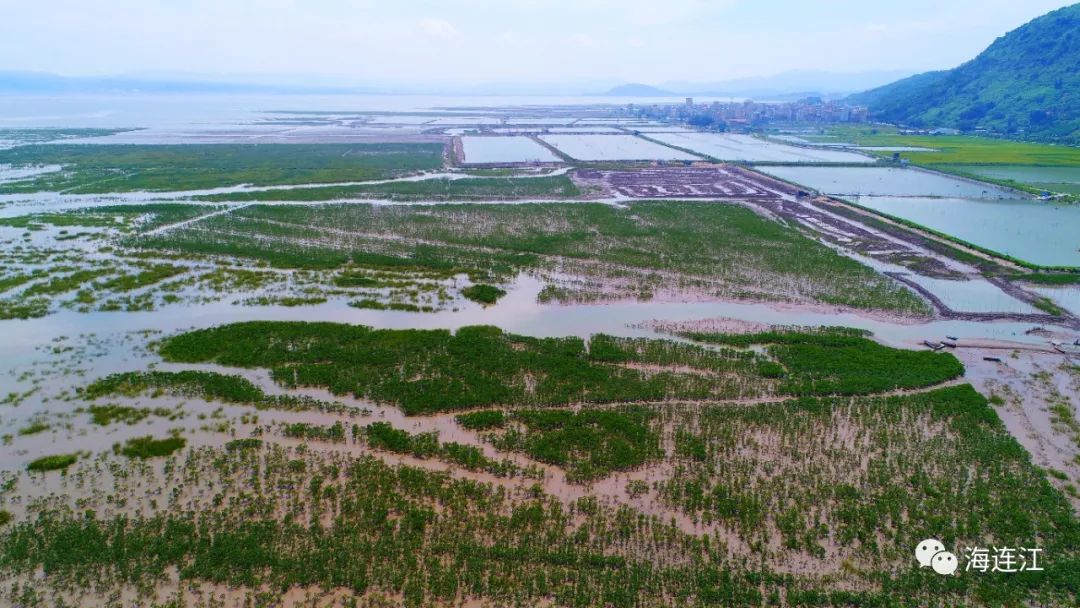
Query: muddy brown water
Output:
[[2, 272, 1075, 464]]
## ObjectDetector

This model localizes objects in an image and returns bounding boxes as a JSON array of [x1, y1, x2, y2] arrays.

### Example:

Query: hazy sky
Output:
[[2, 0, 1075, 85]]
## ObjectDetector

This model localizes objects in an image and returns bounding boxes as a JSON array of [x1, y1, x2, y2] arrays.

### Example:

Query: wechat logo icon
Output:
[[916, 538, 958, 575]]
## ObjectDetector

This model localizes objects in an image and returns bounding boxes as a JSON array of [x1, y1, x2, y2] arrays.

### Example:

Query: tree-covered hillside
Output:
[[850, 4, 1080, 142]]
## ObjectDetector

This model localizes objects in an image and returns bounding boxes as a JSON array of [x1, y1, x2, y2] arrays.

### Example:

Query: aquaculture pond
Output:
[[903, 275, 1039, 314], [941, 164, 1080, 195], [1030, 285, 1080, 316], [650, 132, 875, 163], [460, 136, 560, 164], [761, 166, 1020, 198], [849, 196, 1080, 267], [490, 127, 624, 134], [538, 134, 701, 161]]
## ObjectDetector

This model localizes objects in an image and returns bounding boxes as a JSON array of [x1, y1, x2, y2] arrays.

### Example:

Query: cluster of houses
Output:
[[627, 97, 870, 130]]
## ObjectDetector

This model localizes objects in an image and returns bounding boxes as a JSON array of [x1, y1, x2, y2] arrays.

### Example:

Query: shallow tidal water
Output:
[[850, 196, 1080, 267], [2, 271, 1072, 468], [2, 274, 1059, 361], [761, 166, 1019, 198]]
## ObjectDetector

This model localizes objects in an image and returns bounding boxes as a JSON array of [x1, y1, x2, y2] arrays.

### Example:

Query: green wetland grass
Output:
[[224, 438, 263, 451], [117, 435, 186, 459], [77, 324, 966, 485], [1014, 272, 1080, 285], [132, 200, 930, 313], [0, 127, 134, 145], [0, 143, 445, 193], [0, 200, 486, 318], [0, 214, 122, 230], [455, 409, 506, 430], [0, 130, 1071, 603], [155, 322, 766, 414], [25, 454, 78, 472], [2, 196, 931, 320], [0, 204, 251, 318], [282, 421, 346, 443], [0, 271, 47, 294], [0, 298, 48, 320], [362, 422, 529, 478], [679, 328, 965, 396], [3, 320, 1078, 606], [15, 422, 50, 436], [195, 174, 582, 202], [348, 299, 434, 312], [3, 383, 1078, 606], [806, 125, 1080, 166], [492, 406, 661, 482], [150, 322, 963, 415], [23, 269, 111, 297], [96, 264, 187, 292], [461, 283, 506, 304], [83, 403, 171, 426], [655, 385, 1080, 601], [82, 370, 358, 415]]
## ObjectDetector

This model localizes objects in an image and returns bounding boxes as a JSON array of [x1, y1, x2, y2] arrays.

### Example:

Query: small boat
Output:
[[941, 341, 957, 348], [983, 356, 1002, 363], [923, 340, 943, 350], [946, 336, 959, 341]]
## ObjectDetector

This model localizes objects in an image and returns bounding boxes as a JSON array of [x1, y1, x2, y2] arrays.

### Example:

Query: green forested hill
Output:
[[850, 4, 1080, 142]]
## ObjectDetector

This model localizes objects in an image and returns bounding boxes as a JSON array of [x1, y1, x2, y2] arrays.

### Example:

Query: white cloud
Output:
[[569, 34, 597, 48], [419, 19, 462, 41]]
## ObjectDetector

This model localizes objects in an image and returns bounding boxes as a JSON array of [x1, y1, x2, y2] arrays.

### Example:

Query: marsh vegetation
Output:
[[0, 143, 445, 193], [1, 119, 1076, 608], [130, 201, 929, 313]]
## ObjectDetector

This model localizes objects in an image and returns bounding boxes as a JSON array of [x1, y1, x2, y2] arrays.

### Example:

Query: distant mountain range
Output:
[[849, 3, 1080, 142], [0, 71, 380, 95], [0, 69, 909, 100], [0, 68, 920, 103], [600, 70, 915, 100], [603, 83, 676, 97]]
